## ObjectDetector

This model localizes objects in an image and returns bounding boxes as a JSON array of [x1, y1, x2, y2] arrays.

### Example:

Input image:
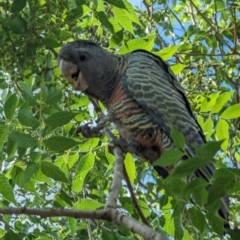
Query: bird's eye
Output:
[[80, 55, 86, 61]]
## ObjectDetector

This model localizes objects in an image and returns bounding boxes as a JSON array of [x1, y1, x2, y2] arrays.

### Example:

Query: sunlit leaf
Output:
[[124, 153, 136, 185], [220, 103, 240, 119]]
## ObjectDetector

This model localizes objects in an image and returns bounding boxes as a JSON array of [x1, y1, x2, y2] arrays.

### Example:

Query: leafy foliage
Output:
[[0, 0, 239, 239]]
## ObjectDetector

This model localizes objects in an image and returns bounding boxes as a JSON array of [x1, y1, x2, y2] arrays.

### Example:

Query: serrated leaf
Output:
[[68, 218, 77, 235], [7, 17, 27, 34], [182, 178, 208, 196], [44, 111, 78, 128], [11, 0, 27, 13], [154, 46, 179, 61], [164, 178, 187, 199], [122, 0, 142, 26], [215, 119, 229, 151], [202, 117, 213, 140], [72, 152, 95, 192], [43, 88, 62, 106], [124, 153, 136, 185], [18, 109, 39, 128], [74, 199, 104, 210], [4, 94, 18, 120], [201, 92, 220, 112], [43, 38, 60, 48], [171, 156, 214, 178], [187, 208, 206, 232], [21, 163, 40, 187], [154, 149, 184, 167], [67, 5, 91, 21], [195, 141, 222, 160], [170, 127, 185, 149], [19, 82, 36, 106], [104, 0, 126, 8], [118, 31, 155, 54], [170, 63, 186, 75], [211, 92, 232, 113], [0, 174, 16, 203], [220, 103, 240, 119], [10, 131, 38, 148], [207, 175, 235, 204], [41, 161, 69, 183], [207, 215, 224, 236], [43, 136, 78, 151], [137, 199, 151, 218], [0, 125, 8, 149], [112, 7, 134, 34]]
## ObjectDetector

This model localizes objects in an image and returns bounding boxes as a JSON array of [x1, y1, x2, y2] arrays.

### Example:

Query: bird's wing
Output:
[[122, 50, 205, 154]]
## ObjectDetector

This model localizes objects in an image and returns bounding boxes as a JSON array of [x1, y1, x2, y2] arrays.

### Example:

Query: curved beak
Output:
[[59, 59, 89, 91]]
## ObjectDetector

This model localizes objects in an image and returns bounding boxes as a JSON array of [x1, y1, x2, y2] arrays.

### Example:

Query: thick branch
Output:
[[0, 208, 167, 240], [105, 145, 124, 209]]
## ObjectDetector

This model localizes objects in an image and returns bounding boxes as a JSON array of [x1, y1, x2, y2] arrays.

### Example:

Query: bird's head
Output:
[[58, 40, 119, 102]]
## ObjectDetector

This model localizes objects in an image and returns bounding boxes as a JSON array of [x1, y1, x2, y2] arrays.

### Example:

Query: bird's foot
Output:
[[108, 138, 138, 154], [75, 123, 102, 138]]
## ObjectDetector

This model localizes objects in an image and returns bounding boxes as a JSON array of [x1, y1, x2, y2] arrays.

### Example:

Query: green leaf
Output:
[[10, 131, 38, 148], [19, 82, 37, 106], [207, 175, 235, 204], [0, 173, 16, 203], [67, 5, 91, 21], [122, 0, 142, 26], [43, 136, 79, 151], [104, 0, 126, 9], [201, 92, 220, 112], [44, 111, 78, 128], [154, 46, 179, 61], [164, 178, 187, 199], [43, 88, 62, 106], [41, 161, 69, 183], [72, 152, 95, 192], [74, 199, 104, 210], [170, 127, 185, 149], [182, 178, 208, 196], [43, 38, 60, 48], [154, 149, 184, 167], [7, 17, 28, 34], [0, 125, 8, 149], [220, 103, 240, 119], [215, 119, 229, 151], [18, 109, 39, 128], [11, 0, 27, 13], [187, 208, 206, 232], [137, 199, 151, 218], [118, 31, 155, 53], [202, 117, 213, 140], [4, 94, 18, 120], [124, 153, 136, 185], [211, 92, 232, 113], [112, 7, 134, 34], [21, 163, 40, 187], [170, 63, 186, 75], [195, 141, 222, 160], [171, 156, 213, 178], [207, 214, 224, 236]]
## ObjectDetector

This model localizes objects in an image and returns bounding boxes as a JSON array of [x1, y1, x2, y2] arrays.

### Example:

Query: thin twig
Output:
[[123, 164, 149, 226]]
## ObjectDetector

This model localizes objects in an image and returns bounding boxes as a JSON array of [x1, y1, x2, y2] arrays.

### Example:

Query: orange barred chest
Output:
[[108, 82, 163, 161]]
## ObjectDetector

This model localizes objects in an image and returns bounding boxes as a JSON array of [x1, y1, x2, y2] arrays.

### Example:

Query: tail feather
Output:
[[154, 164, 230, 229]]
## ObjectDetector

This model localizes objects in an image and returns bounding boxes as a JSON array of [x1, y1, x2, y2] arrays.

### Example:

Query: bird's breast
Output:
[[108, 82, 163, 162]]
